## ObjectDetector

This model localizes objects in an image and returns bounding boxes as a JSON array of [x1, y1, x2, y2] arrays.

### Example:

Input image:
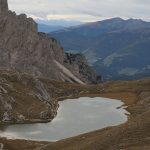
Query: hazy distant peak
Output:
[[35, 19, 82, 27], [104, 17, 124, 22]]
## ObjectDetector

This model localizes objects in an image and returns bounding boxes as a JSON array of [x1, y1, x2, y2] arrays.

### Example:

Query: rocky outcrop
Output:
[[0, 0, 102, 125], [0, 68, 99, 124], [0, 3, 65, 81], [0, 0, 94, 84], [0, 70, 58, 123], [0, 0, 8, 14], [0, 0, 62, 124], [64, 53, 101, 83]]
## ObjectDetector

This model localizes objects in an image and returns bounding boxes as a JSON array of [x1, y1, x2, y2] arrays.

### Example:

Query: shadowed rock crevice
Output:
[[64, 53, 101, 83]]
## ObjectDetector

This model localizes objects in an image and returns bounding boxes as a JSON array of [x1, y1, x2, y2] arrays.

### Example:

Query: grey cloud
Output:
[[8, 0, 150, 22]]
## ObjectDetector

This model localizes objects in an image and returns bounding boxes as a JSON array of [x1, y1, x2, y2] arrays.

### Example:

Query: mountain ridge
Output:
[[38, 24, 64, 33], [50, 17, 150, 80]]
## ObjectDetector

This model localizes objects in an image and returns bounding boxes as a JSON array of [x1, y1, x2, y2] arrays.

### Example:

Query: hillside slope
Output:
[[0, 70, 58, 124], [38, 24, 64, 33], [51, 18, 150, 80], [1, 78, 150, 149]]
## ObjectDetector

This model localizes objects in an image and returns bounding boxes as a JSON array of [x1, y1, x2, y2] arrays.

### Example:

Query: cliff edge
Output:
[[0, 0, 99, 84]]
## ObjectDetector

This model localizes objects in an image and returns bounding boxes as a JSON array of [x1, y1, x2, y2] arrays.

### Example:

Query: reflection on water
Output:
[[0, 97, 129, 141]]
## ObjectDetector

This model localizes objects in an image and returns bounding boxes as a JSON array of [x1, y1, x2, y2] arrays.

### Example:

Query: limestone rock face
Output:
[[0, 0, 99, 84], [0, 0, 84, 83], [0, 3, 65, 81], [64, 53, 101, 83], [0, 0, 8, 14], [0, 0, 100, 124]]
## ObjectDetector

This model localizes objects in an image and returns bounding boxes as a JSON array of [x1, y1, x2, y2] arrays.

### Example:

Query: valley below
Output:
[[0, 76, 150, 150]]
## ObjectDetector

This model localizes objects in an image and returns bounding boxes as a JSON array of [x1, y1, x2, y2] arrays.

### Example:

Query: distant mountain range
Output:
[[36, 19, 82, 27], [50, 17, 150, 80], [38, 24, 64, 33]]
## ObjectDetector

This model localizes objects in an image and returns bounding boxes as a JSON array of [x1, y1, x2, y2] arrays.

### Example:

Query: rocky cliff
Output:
[[0, 0, 101, 124], [64, 53, 101, 83], [0, 0, 63, 81], [0, 0, 8, 14], [0, 0, 98, 84], [0, 70, 58, 123], [0, 69, 99, 124]]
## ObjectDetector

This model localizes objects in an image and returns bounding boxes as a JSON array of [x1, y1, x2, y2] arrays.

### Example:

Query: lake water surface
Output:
[[0, 97, 129, 141]]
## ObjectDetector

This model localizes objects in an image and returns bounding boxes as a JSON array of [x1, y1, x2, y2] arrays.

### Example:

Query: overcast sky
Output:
[[8, 0, 150, 22]]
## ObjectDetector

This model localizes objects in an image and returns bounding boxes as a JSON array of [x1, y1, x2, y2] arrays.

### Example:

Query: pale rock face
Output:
[[0, 4, 65, 81], [0, 0, 89, 83], [0, 0, 99, 84], [0, 0, 8, 14], [2, 112, 11, 121]]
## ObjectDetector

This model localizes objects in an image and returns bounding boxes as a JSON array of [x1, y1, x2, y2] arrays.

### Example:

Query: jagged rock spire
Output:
[[0, 0, 8, 13]]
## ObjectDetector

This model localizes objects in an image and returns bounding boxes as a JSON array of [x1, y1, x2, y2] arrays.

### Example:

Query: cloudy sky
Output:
[[8, 0, 150, 22]]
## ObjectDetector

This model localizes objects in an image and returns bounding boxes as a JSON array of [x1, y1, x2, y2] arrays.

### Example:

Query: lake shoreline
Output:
[[0, 78, 150, 150], [0, 97, 129, 142]]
